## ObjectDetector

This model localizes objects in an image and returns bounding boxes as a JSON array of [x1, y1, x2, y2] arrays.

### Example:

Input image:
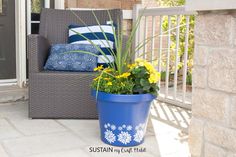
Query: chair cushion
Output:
[[44, 44, 99, 72], [68, 24, 115, 67]]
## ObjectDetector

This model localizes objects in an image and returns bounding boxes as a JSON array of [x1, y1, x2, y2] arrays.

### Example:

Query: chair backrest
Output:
[[39, 8, 123, 44]]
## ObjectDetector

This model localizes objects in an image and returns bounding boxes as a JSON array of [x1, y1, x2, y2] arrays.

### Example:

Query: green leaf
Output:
[[140, 79, 149, 86], [143, 85, 151, 91]]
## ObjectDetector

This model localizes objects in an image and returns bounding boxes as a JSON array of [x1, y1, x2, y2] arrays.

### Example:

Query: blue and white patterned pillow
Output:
[[68, 25, 115, 67], [44, 44, 99, 72]]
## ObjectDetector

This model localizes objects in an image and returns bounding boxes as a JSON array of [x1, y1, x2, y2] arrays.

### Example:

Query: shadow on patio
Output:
[[147, 100, 191, 157]]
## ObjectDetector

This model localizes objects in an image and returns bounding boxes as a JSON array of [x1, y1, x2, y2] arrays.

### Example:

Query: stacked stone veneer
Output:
[[65, 0, 141, 10], [189, 11, 236, 157]]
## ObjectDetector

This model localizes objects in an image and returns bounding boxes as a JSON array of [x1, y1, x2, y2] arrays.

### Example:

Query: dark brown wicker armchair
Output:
[[28, 8, 123, 119]]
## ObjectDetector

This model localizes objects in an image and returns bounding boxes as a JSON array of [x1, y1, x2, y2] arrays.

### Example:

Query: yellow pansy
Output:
[[116, 72, 131, 79], [122, 72, 131, 78], [104, 68, 112, 73], [128, 63, 137, 69], [148, 72, 160, 83], [144, 62, 154, 72], [94, 65, 103, 71], [104, 78, 110, 81], [107, 82, 113, 86]]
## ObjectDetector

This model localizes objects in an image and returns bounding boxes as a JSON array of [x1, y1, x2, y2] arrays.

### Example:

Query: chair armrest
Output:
[[28, 35, 50, 73]]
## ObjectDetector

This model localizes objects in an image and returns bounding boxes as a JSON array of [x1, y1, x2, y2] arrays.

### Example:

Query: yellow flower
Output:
[[104, 68, 112, 73], [144, 62, 152, 71], [93, 76, 100, 81], [116, 75, 121, 79], [128, 63, 137, 69], [133, 59, 161, 84], [144, 62, 156, 74], [148, 72, 160, 83], [104, 78, 110, 81], [107, 82, 112, 86], [116, 72, 131, 79], [94, 65, 103, 71], [122, 72, 131, 78]]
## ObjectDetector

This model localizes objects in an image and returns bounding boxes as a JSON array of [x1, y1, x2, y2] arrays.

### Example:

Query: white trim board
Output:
[[44, 0, 50, 8], [26, 0, 31, 35], [15, 0, 27, 88], [0, 79, 17, 86], [15, 0, 60, 88], [68, 8, 133, 20], [55, 0, 65, 9]]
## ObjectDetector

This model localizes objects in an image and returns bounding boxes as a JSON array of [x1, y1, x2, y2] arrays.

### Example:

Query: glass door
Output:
[[0, 0, 16, 79]]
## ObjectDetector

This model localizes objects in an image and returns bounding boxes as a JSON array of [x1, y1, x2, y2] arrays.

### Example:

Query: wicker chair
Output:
[[28, 8, 123, 119]]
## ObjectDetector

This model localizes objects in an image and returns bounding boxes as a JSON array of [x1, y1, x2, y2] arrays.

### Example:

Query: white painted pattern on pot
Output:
[[104, 129, 116, 143], [118, 131, 132, 144], [103, 123, 146, 145]]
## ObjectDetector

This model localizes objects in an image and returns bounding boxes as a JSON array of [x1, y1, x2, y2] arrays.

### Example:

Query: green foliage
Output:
[[71, 10, 161, 95], [186, 72, 192, 85], [157, 0, 194, 84], [131, 66, 159, 95], [161, 71, 166, 81], [70, 10, 145, 75], [91, 69, 134, 94], [157, 0, 185, 6], [31, 0, 41, 13], [91, 61, 160, 96], [162, 15, 195, 70]]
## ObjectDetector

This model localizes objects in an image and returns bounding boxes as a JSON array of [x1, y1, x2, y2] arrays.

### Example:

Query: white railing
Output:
[[133, 5, 197, 109]]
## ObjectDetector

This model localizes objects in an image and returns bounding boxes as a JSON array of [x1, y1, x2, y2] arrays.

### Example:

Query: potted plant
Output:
[[91, 59, 159, 147], [71, 11, 160, 147]]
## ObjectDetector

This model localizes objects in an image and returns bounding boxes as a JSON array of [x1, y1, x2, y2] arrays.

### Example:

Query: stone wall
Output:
[[189, 11, 236, 157], [64, 0, 141, 9], [142, 0, 159, 7]]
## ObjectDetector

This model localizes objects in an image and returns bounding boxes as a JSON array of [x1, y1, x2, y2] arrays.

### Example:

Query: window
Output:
[[29, 0, 54, 34]]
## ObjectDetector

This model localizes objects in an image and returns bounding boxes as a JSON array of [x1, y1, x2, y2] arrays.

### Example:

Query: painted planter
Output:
[[91, 90, 156, 147]]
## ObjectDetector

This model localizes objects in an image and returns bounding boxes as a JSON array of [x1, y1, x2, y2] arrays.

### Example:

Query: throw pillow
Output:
[[44, 44, 99, 72], [68, 24, 115, 67]]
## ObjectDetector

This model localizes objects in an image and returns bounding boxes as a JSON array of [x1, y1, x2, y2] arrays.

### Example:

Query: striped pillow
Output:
[[68, 25, 116, 67]]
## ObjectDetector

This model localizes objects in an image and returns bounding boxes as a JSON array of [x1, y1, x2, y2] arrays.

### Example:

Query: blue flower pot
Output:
[[91, 90, 156, 147]]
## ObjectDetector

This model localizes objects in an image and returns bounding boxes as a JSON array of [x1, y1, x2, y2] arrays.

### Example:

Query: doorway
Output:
[[0, 0, 16, 79]]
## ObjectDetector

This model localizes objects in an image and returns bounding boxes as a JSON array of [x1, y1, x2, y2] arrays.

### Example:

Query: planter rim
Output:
[[91, 90, 157, 103]]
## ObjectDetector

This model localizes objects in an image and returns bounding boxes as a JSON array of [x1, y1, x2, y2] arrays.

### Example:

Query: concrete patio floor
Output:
[[0, 100, 191, 157]]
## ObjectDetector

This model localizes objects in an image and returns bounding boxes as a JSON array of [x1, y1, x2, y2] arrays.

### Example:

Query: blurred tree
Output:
[[31, 0, 41, 13], [158, 0, 185, 6], [157, 0, 194, 85]]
